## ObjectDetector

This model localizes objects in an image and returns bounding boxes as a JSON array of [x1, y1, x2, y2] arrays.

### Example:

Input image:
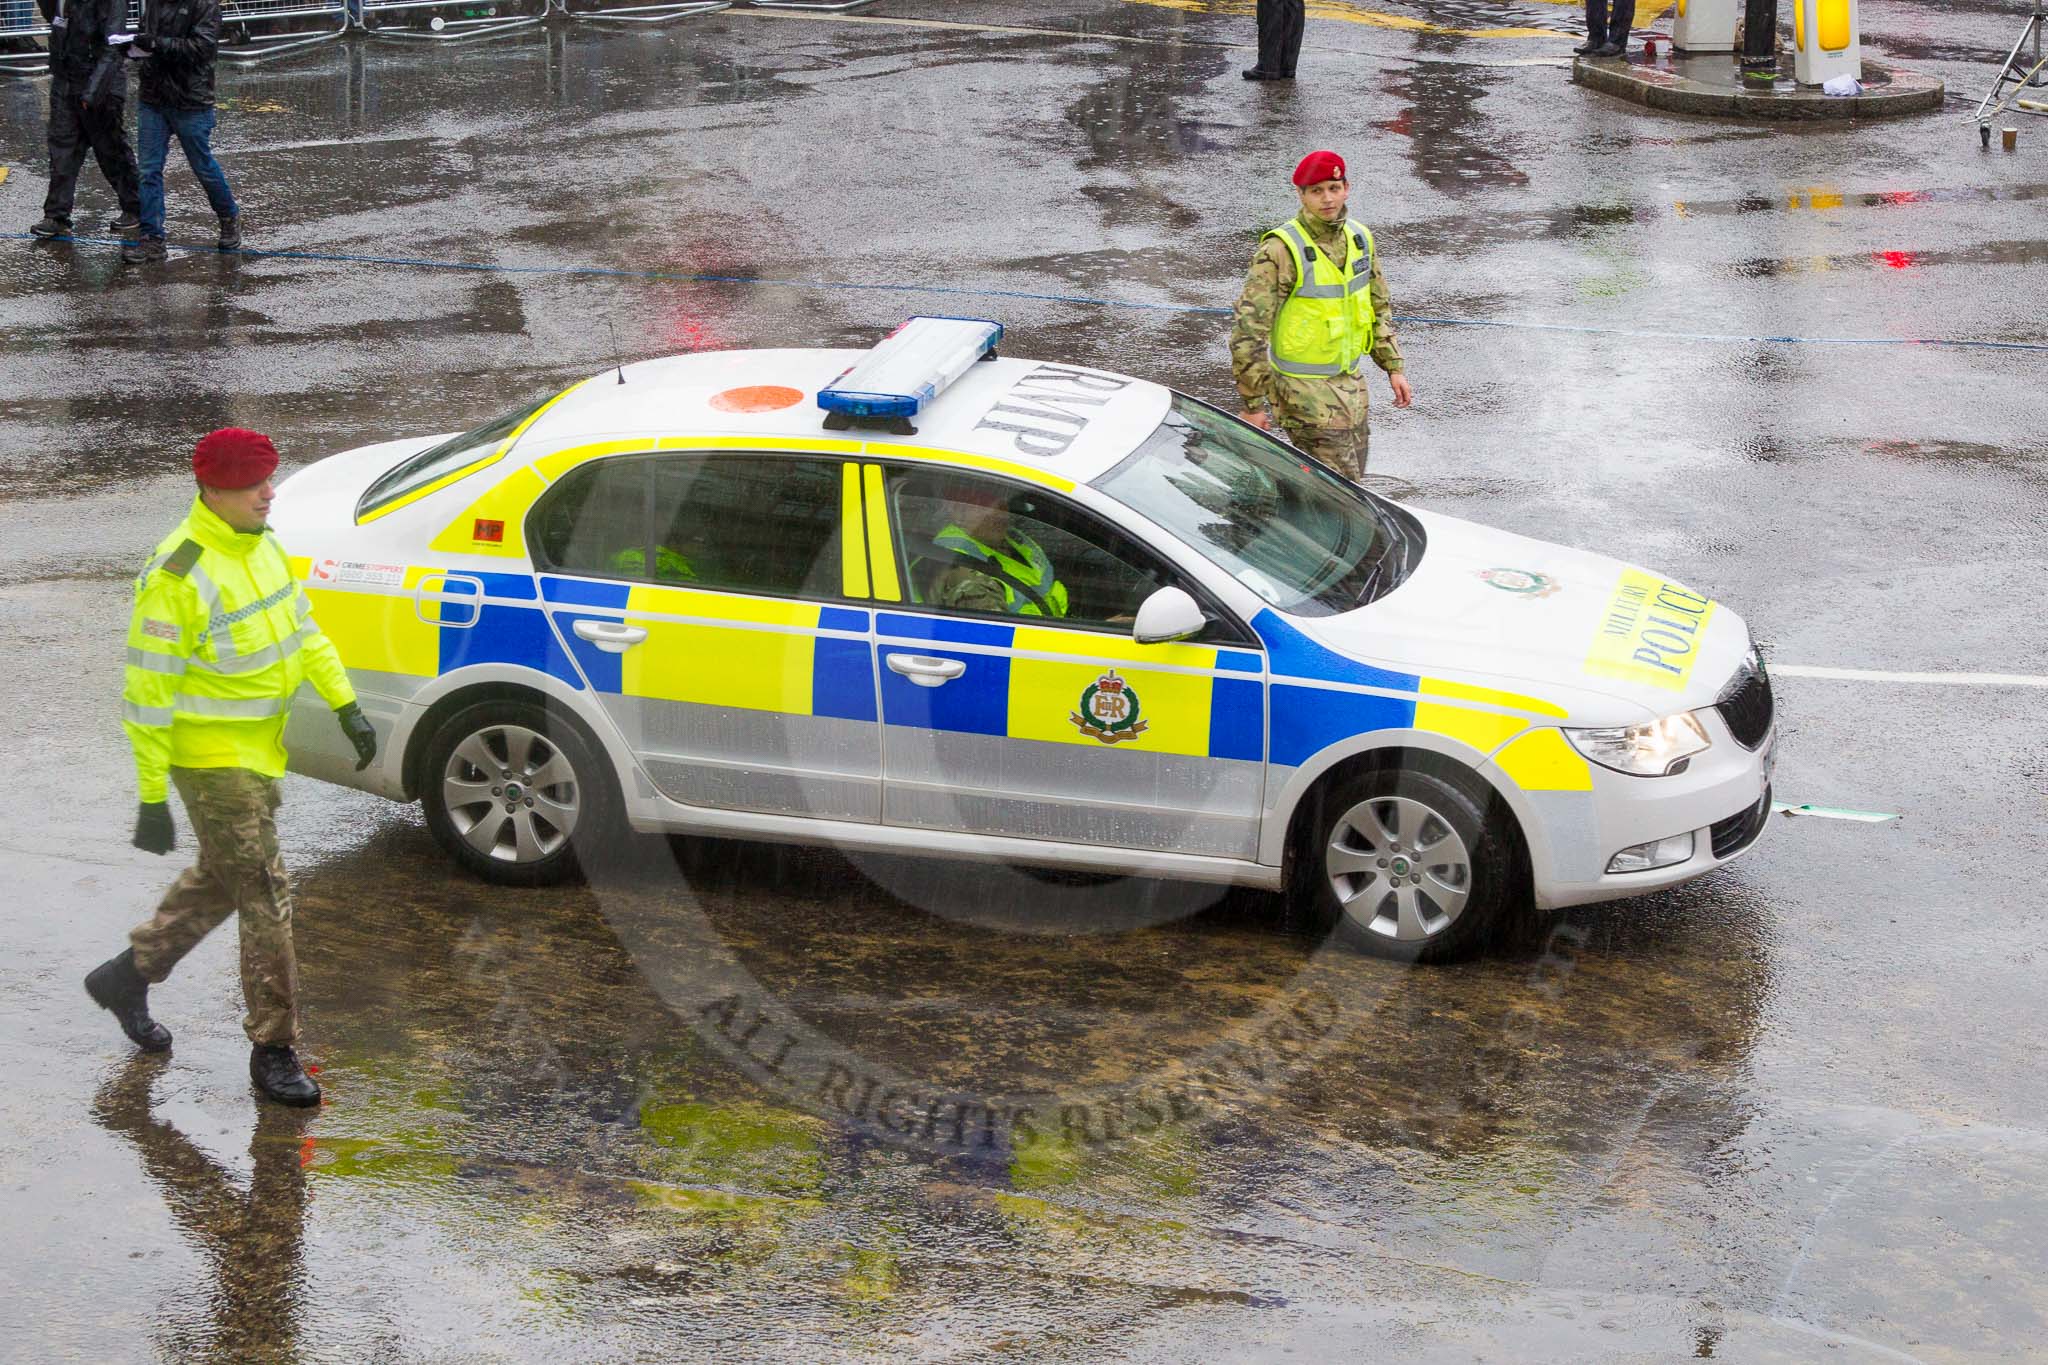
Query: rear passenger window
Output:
[[646, 455, 848, 599], [530, 456, 654, 578], [532, 454, 850, 600]]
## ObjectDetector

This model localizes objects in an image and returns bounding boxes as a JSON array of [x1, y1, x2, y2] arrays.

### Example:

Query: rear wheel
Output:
[[1298, 765, 1514, 962], [421, 699, 613, 886]]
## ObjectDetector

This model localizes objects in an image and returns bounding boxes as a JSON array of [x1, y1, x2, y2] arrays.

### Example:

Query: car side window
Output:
[[643, 455, 848, 599], [531, 455, 654, 577], [886, 466, 1218, 635]]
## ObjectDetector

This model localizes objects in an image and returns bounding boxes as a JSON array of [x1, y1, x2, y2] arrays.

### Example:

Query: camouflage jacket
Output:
[[1229, 212, 1404, 434]]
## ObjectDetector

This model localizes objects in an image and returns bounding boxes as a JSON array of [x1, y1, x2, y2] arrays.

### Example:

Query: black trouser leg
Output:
[[1606, 0, 1636, 42], [44, 82, 88, 222], [1583, 0, 1608, 41], [84, 97, 141, 215], [1257, 0, 1305, 75]]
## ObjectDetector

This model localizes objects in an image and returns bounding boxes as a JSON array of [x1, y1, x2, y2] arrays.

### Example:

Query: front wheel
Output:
[[421, 699, 614, 886], [1298, 766, 1516, 962]]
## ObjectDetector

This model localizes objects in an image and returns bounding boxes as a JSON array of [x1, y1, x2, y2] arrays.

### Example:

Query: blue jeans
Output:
[[138, 103, 238, 241]]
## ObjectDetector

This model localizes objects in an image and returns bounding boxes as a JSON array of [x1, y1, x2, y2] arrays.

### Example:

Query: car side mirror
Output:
[[1132, 585, 1206, 645]]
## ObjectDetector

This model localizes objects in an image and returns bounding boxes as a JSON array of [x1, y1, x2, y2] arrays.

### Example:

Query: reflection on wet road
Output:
[[3, 0, 2045, 1356]]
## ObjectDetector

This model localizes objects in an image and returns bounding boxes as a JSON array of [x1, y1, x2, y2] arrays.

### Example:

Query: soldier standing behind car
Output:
[[28, 0, 141, 242], [124, 0, 240, 266], [1229, 149, 1414, 482], [85, 428, 377, 1107]]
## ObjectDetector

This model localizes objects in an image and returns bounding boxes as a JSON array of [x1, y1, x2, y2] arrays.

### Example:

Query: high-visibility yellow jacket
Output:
[[122, 496, 356, 802], [1264, 214, 1378, 379], [931, 524, 1070, 618]]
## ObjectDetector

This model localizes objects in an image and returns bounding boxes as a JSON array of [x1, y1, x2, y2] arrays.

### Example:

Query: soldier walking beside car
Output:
[[1230, 149, 1414, 482], [123, 0, 241, 266], [85, 428, 377, 1107]]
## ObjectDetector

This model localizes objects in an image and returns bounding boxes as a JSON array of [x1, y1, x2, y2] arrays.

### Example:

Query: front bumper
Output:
[[1528, 710, 1776, 910]]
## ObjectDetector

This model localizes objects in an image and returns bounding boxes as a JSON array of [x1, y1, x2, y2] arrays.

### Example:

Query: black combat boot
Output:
[[250, 1044, 321, 1107], [217, 215, 241, 251], [84, 949, 172, 1052]]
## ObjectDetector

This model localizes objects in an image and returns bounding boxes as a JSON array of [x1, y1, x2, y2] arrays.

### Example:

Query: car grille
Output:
[[1716, 654, 1774, 749], [1711, 785, 1771, 859]]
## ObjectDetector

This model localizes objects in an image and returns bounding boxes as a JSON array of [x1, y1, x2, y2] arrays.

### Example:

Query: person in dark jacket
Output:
[[28, 0, 142, 241], [123, 0, 239, 266], [1244, 0, 1304, 81]]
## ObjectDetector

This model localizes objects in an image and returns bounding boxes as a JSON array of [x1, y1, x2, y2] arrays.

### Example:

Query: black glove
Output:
[[133, 801, 174, 855], [336, 702, 377, 771]]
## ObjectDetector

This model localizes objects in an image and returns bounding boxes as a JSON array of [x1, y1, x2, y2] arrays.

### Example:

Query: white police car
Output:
[[274, 318, 1773, 960]]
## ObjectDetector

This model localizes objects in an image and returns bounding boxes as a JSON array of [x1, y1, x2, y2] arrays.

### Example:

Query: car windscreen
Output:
[[1094, 393, 1419, 616], [354, 391, 556, 523]]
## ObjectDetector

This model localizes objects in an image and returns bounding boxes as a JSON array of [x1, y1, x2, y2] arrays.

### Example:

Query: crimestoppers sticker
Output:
[[311, 559, 406, 587]]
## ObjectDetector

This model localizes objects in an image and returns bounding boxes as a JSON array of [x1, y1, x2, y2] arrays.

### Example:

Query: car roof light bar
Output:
[[818, 316, 1002, 433]]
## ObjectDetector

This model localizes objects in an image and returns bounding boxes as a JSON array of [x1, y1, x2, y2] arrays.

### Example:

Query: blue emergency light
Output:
[[817, 316, 1003, 430]]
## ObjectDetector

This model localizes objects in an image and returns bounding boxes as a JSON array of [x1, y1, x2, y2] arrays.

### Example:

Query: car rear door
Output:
[[533, 450, 883, 822], [864, 461, 1267, 859]]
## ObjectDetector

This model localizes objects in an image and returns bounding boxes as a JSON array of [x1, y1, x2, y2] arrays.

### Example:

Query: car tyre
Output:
[[1298, 765, 1514, 963], [421, 699, 614, 887]]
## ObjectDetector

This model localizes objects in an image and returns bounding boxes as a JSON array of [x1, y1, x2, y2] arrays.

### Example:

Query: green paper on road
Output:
[[1772, 802, 1900, 823]]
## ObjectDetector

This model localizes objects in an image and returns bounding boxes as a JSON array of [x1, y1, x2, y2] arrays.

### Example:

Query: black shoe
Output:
[[1573, 40, 1599, 54], [1595, 41, 1625, 56], [1242, 67, 1292, 81], [250, 1044, 321, 1107], [122, 235, 167, 266], [217, 215, 241, 251], [29, 215, 71, 240], [107, 210, 141, 233], [85, 949, 172, 1052]]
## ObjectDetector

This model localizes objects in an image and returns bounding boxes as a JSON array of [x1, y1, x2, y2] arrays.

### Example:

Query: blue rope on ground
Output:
[[11, 232, 2048, 355]]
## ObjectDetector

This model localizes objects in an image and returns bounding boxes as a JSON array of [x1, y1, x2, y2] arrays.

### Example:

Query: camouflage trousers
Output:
[[1280, 418, 1370, 481], [129, 767, 300, 1047]]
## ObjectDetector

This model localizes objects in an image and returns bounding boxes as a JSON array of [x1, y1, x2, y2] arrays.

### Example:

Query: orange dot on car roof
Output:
[[709, 385, 805, 414]]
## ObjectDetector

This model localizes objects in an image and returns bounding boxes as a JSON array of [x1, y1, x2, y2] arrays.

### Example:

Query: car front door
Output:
[[867, 462, 1267, 859], [533, 450, 882, 822]]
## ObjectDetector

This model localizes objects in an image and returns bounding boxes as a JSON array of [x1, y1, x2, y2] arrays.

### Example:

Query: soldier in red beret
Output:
[[86, 428, 376, 1106], [1229, 150, 1414, 482]]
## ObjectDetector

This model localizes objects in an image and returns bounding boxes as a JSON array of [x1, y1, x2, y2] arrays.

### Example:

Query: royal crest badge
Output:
[[1477, 567, 1561, 598], [1071, 669, 1148, 745]]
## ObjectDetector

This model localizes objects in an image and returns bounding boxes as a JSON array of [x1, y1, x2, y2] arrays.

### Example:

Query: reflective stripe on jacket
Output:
[[1264, 216, 1377, 379], [932, 525, 1069, 618], [122, 495, 355, 802]]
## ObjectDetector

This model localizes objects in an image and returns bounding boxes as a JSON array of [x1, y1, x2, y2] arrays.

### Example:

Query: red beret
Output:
[[192, 428, 278, 488], [1293, 149, 1347, 188]]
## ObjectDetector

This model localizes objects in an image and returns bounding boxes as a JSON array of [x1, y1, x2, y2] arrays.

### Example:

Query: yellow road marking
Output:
[[1123, 0, 1559, 39]]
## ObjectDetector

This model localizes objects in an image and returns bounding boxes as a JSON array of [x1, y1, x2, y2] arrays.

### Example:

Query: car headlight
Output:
[[1563, 711, 1712, 777]]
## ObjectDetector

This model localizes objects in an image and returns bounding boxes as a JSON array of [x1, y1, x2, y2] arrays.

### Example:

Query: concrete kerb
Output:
[[1573, 49, 1944, 120]]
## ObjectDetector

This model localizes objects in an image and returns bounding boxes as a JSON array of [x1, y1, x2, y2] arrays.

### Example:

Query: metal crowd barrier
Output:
[[358, 0, 546, 43], [0, 0, 50, 76], [557, 0, 726, 26], [743, 0, 876, 10], [0, 0, 745, 73], [219, 0, 349, 61]]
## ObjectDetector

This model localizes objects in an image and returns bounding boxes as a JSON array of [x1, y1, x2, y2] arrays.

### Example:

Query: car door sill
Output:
[[628, 794, 1284, 890]]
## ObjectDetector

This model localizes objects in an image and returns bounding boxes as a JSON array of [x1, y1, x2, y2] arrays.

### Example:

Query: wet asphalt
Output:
[[2, 0, 2046, 1358]]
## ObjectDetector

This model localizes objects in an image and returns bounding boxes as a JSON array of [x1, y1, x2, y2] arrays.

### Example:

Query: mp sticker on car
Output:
[[1584, 569, 1718, 691]]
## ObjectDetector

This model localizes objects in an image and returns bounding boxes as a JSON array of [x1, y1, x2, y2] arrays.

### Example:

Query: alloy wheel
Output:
[[1325, 794, 1473, 943]]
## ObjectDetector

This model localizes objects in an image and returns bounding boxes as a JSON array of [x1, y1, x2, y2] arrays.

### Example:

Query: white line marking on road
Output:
[[1774, 665, 2048, 688]]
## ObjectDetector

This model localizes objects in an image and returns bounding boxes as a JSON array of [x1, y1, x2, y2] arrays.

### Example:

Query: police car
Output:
[[274, 318, 1773, 960]]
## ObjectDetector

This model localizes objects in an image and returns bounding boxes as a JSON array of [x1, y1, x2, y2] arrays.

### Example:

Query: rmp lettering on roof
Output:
[[973, 364, 1134, 458]]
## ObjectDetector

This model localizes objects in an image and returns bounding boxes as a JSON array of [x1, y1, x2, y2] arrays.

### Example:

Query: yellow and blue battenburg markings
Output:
[[869, 613, 1265, 761], [540, 577, 878, 720]]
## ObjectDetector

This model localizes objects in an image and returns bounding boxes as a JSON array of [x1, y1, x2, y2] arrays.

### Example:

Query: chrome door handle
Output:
[[886, 653, 967, 688], [573, 619, 649, 654]]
